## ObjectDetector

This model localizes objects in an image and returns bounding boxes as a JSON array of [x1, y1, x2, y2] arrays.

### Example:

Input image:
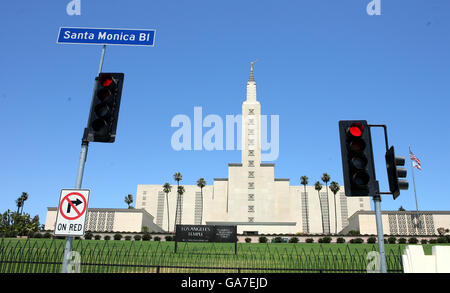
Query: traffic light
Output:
[[385, 146, 408, 199], [339, 120, 377, 196], [83, 73, 124, 143]]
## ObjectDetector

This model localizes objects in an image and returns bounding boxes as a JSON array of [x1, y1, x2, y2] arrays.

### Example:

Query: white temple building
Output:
[[136, 64, 371, 234]]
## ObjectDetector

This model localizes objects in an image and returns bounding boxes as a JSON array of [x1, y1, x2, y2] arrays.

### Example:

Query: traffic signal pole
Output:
[[373, 191, 387, 273], [62, 45, 107, 273], [368, 125, 389, 273]]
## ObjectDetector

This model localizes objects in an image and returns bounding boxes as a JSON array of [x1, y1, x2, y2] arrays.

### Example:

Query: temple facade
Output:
[[136, 65, 371, 234]]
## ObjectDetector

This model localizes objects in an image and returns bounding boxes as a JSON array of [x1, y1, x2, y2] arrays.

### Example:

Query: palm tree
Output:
[[19, 192, 29, 215], [314, 181, 324, 234], [300, 176, 309, 233], [162, 183, 172, 232], [196, 178, 206, 225], [175, 185, 185, 230], [329, 181, 340, 234], [321, 173, 331, 234], [15, 195, 24, 215], [174, 172, 182, 186], [124, 194, 133, 209], [173, 172, 183, 229]]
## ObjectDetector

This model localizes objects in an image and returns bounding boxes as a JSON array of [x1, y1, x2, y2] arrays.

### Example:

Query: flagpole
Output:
[[409, 145, 421, 231]]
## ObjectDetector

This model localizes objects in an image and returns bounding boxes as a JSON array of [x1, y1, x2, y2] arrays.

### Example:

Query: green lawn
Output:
[[1, 238, 447, 273]]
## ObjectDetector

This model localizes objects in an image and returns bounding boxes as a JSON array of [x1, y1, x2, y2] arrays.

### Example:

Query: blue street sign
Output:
[[57, 27, 156, 46]]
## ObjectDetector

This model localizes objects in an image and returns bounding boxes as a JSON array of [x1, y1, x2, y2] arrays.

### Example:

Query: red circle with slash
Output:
[[59, 192, 87, 220]]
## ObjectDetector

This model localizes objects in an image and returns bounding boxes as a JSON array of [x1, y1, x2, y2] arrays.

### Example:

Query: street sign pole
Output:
[[61, 46, 107, 273]]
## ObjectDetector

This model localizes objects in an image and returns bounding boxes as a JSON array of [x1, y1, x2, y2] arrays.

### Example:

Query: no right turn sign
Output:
[[54, 189, 90, 236]]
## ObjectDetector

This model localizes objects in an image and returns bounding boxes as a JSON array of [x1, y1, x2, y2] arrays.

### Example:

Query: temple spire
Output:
[[249, 60, 256, 82], [246, 60, 257, 102]]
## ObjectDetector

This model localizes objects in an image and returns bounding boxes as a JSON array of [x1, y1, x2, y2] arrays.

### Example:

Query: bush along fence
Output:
[[0, 238, 404, 273]]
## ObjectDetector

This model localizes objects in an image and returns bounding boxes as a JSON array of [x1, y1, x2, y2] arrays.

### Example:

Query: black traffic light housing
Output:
[[83, 73, 124, 143], [339, 120, 377, 197], [385, 146, 408, 199]]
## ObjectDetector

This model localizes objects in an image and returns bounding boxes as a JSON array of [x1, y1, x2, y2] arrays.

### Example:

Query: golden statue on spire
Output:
[[250, 59, 257, 74]]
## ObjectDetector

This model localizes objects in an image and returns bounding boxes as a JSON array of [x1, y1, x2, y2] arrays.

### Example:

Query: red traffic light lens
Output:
[[102, 78, 113, 87], [348, 123, 364, 137]]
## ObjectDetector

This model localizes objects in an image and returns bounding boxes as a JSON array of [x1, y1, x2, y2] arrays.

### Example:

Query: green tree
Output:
[[314, 181, 325, 234], [19, 192, 29, 215], [173, 172, 183, 229], [162, 182, 172, 232], [0, 210, 40, 237], [196, 178, 206, 225], [321, 173, 331, 234], [175, 185, 185, 230], [15, 195, 24, 215], [300, 176, 309, 233], [124, 194, 134, 209], [329, 181, 340, 234]]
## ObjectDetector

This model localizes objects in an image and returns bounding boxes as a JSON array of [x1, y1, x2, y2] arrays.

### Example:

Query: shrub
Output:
[[133, 234, 141, 241], [348, 230, 360, 236], [272, 237, 283, 243], [318, 236, 332, 243], [398, 238, 407, 244], [437, 237, 448, 243], [367, 237, 377, 244], [104, 235, 111, 240], [420, 239, 427, 244], [305, 238, 314, 243], [408, 237, 418, 244], [125, 235, 132, 241], [429, 239, 437, 244], [142, 233, 152, 241], [349, 238, 364, 244], [388, 237, 396, 244], [165, 236, 173, 241], [94, 235, 102, 240], [258, 236, 268, 243], [245, 237, 252, 243], [43, 232, 52, 239], [113, 234, 122, 241], [336, 237, 345, 243], [84, 231, 93, 240], [289, 237, 299, 243], [32, 232, 42, 238], [153, 236, 161, 241]]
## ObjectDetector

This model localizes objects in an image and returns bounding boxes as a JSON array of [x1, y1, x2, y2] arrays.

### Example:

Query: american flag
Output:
[[410, 150, 422, 170]]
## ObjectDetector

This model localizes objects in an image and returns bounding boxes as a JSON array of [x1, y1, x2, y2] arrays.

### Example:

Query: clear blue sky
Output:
[[1, 1, 449, 224]]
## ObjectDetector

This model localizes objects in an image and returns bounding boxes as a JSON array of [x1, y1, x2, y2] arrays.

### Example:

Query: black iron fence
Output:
[[0, 238, 404, 273]]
